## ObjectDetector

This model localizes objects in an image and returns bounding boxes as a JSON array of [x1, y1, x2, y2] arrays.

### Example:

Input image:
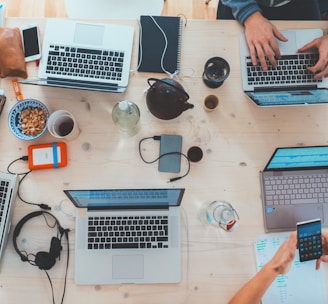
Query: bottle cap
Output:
[[118, 100, 129, 111]]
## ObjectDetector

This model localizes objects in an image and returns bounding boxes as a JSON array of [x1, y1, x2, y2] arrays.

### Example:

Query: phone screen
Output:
[[22, 26, 40, 58], [297, 219, 322, 262]]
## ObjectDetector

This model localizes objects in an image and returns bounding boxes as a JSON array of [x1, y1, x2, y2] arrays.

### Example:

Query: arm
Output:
[[228, 232, 297, 304], [298, 35, 328, 79], [220, 0, 261, 25], [221, 0, 287, 70]]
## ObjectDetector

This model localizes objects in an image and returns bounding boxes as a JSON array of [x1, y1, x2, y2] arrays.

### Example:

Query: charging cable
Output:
[[138, 136, 190, 182], [7, 156, 51, 210]]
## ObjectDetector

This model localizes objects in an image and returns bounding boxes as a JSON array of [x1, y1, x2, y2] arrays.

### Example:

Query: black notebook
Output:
[[138, 15, 182, 74]]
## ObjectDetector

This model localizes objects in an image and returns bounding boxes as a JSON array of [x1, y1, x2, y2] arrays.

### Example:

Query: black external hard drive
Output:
[[158, 134, 182, 173]]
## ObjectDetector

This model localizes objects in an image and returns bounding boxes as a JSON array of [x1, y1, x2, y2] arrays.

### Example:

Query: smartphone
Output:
[[297, 218, 322, 262], [21, 24, 41, 62], [158, 134, 182, 173]]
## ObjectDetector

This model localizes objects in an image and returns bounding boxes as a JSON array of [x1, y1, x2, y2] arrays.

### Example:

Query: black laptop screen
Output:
[[63, 188, 185, 209], [265, 146, 328, 170]]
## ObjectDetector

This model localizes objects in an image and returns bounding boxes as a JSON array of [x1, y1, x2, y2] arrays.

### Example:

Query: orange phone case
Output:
[[28, 142, 67, 170]]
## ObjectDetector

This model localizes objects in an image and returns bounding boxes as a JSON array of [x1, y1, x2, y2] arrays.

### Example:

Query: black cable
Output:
[[138, 136, 191, 182], [6, 156, 51, 210]]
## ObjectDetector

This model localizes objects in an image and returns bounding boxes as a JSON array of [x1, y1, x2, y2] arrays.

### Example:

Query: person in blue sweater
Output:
[[217, 0, 328, 78]]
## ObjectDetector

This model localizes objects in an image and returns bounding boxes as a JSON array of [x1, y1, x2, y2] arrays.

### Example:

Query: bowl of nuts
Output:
[[8, 99, 49, 140]]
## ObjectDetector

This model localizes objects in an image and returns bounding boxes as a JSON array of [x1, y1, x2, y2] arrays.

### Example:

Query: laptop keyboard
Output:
[[88, 215, 169, 250], [0, 179, 9, 225], [45, 45, 125, 81], [247, 53, 322, 87], [263, 174, 328, 205]]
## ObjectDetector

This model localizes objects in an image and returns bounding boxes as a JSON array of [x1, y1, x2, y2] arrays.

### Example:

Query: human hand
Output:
[[299, 35, 328, 79], [315, 230, 328, 270], [267, 232, 297, 275], [244, 12, 288, 71]]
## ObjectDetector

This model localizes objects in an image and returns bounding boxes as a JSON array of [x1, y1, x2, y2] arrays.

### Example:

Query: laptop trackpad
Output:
[[74, 23, 104, 46], [293, 205, 323, 223], [277, 31, 297, 54], [112, 255, 144, 280]]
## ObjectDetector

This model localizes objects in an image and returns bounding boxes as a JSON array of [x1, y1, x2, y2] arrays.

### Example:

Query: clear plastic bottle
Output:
[[112, 100, 140, 136]]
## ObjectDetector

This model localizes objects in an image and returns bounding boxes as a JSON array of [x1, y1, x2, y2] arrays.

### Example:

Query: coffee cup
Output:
[[47, 110, 79, 140], [204, 95, 219, 112]]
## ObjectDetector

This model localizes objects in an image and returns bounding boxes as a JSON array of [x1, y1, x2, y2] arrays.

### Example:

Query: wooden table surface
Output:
[[0, 17, 328, 304]]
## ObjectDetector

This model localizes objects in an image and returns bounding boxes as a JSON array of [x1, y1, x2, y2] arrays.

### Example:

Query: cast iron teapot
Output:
[[146, 78, 194, 120]]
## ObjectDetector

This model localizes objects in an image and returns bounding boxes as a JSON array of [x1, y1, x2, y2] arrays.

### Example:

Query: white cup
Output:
[[47, 110, 80, 140]]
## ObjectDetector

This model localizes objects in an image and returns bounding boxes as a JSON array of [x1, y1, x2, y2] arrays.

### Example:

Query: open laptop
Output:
[[0, 172, 18, 262], [20, 19, 134, 92], [240, 29, 328, 106], [260, 146, 328, 232], [64, 188, 185, 285]]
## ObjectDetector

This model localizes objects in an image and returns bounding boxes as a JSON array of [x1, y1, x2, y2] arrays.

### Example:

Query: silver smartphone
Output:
[[21, 24, 41, 62]]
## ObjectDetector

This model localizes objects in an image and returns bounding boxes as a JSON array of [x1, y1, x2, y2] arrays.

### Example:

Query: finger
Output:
[[299, 38, 319, 53], [319, 255, 328, 263], [316, 259, 321, 270], [249, 45, 258, 67], [255, 45, 268, 71]]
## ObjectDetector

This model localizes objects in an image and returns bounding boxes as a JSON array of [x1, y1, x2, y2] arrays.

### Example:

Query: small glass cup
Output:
[[205, 200, 239, 231]]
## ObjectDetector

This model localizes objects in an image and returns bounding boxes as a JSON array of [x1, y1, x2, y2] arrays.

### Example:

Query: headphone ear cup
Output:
[[35, 251, 56, 270], [49, 237, 62, 259]]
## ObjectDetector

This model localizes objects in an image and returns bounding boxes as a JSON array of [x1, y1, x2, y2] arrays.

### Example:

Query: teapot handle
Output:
[[147, 78, 190, 101]]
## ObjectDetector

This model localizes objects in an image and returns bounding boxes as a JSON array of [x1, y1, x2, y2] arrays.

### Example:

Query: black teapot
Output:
[[146, 78, 194, 120]]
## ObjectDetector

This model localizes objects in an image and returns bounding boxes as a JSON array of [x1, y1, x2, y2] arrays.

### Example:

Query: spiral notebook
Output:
[[138, 15, 182, 74]]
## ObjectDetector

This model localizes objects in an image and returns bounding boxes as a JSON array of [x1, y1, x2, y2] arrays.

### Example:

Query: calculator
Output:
[[297, 219, 322, 262]]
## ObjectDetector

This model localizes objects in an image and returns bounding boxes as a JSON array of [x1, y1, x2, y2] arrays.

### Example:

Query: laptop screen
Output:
[[64, 188, 185, 209], [265, 146, 328, 170], [246, 89, 328, 107]]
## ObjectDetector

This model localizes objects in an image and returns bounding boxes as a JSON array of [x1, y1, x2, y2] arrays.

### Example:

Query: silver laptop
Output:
[[0, 172, 18, 262], [260, 146, 328, 232], [240, 29, 328, 106], [64, 188, 185, 285], [20, 19, 134, 92]]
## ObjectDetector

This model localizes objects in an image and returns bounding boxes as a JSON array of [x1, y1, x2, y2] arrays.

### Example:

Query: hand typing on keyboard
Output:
[[244, 12, 288, 71], [299, 34, 328, 80]]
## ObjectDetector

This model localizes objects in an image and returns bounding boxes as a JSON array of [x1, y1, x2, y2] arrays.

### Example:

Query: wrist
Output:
[[244, 11, 265, 27]]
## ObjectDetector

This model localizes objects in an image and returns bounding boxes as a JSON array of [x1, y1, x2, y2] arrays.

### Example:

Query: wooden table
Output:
[[0, 17, 328, 304]]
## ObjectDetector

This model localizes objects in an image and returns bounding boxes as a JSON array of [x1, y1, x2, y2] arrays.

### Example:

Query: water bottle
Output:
[[112, 100, 140, 136]]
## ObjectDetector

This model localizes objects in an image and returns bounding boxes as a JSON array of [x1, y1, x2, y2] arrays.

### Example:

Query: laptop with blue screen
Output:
[[260, 146, 328, 232], [64, 188, 185, 285]]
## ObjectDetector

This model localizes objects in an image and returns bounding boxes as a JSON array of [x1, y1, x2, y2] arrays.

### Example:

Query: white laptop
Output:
[[0, 172, 18, 262], [240, 29, 328, 106], [20, 19, 134, 92], [64, 188, 185, 285]]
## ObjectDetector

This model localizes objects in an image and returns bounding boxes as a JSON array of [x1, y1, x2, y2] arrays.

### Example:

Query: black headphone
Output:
[[13, 211, 68, 270]]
